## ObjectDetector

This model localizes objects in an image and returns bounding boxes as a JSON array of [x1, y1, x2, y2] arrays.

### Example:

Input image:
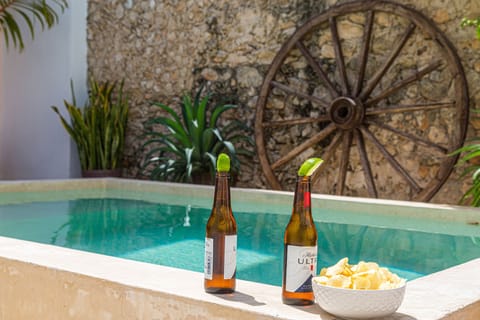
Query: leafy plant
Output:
[[52, 78, 129, 171], [451, 139, 480, 206], [141, 86, 253, 184], [461, 17, 480, 40], [452, 18, 480, 206], [0, 0, 68, 51]]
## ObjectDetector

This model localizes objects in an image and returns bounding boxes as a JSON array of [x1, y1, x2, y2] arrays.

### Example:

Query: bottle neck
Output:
[[293, 176, 312, 215], [212, 171, 231, 210]]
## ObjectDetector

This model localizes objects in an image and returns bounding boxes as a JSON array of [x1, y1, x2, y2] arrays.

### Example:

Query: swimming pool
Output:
[[0, 179, 479, 319], [0, 196, 479, 285]]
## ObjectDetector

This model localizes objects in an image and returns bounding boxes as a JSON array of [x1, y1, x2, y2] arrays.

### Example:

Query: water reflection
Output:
[[56, 198, 201, 256]]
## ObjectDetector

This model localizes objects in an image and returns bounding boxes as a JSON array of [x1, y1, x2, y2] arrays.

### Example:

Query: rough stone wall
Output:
[[87, 0, 480, 204]]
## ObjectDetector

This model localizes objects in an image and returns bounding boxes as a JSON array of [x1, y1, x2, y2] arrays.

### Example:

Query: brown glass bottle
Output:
[[282, 176, 318, 305], [204, 171, 237, 293]]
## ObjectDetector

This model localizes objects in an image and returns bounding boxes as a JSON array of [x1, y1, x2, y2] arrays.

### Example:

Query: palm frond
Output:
[[0, 0, 68, 51], [452, 139, 480, 206]]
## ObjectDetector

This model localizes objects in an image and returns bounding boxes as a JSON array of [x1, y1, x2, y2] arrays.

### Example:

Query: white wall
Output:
[[0, 1, 87, 180]]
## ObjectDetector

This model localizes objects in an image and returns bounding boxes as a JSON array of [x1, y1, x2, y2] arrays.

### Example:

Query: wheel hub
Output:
[[328, 97, 364, 130]]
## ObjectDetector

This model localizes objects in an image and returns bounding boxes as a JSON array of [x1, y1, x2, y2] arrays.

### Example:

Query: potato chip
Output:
[[314, 257, 406, 290], [327, 274, 352, 288], [324, 257, 350, 277], [315, 274, 352, 288], [351, 275, 371, 290], [354, 261, 379, 274]]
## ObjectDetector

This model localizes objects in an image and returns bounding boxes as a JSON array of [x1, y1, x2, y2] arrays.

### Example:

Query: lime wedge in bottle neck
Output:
[[217, 153, 231, 172], [297, 158, 324, 177]]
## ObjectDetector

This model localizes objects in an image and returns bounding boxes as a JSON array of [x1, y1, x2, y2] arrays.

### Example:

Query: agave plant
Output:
[[141, 86, 253, 184], [52, 78, 129, 172], [0, 0, 68, 51]]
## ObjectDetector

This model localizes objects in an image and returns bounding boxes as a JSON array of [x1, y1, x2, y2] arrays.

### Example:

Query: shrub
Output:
[[52, 78, 129, 171], [141, 85, 253, 184]]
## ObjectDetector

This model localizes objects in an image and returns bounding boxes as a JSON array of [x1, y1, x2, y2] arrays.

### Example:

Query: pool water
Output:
[[0, 198, 479, 286]]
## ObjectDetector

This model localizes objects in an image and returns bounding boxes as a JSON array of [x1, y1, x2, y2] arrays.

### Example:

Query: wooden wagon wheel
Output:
[[255, 0, 469, 201]]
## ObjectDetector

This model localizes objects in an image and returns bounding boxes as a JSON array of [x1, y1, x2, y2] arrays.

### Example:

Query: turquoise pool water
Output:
[[0, 197, 479, 286]]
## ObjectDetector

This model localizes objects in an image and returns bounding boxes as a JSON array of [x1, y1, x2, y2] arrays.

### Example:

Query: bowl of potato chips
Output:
[[312, 257, 406, 319]]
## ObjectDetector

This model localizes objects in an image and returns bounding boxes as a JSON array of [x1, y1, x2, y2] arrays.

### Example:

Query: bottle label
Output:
[[204, 235, 237, 280], [285, 245, 317, 293], [224, 235, 237, 279], [204, 237, 214, 280]]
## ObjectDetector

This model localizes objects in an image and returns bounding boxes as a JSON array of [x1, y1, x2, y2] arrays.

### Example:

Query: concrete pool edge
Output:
[[1, 178, 479, 223], [0, 236, 479, 320]]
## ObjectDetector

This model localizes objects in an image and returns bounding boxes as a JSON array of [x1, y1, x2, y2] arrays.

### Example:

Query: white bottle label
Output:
[[285, 245, 317, 293], [204, 238, 214, 280], [224, 235, 237, 279], [204, 235, 237, 280]]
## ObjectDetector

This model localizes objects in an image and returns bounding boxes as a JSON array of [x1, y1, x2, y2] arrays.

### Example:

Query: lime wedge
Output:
[[297, 157, 324, 177], [217, 153, 230, 172]]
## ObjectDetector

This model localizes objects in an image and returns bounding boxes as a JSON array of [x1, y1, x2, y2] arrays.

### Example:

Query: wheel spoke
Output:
[[271, 81, 329, 108], [360, 23, 416, 100], [366, 101, 454, 116], [359, 125, 421, 192], [337, 131, 353, 195], [366, 61, 443, 106], [330, 17, 350, 95], [311, 131, 343, 182], [354, 128, 378, 198], [354, 10, 374, 97], [263, 116, 330, 128], [271, 123, 336, 170], [366, 119, 448, 154], [295, 41, 339, 98]]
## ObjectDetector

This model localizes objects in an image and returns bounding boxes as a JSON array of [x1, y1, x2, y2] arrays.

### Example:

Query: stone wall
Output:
[[87, 0, 480, 204]]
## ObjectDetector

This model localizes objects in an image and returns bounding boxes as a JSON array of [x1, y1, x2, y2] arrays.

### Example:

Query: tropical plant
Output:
[[51, 77, 129, 172], [0, 0, 68, 51], [452, 18, 480, 206], [451, 139, 480, 206], [141, 86, 253, 184]]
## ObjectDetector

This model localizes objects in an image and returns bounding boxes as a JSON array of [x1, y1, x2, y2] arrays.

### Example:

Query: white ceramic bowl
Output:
[[312, 278, 406, 319]]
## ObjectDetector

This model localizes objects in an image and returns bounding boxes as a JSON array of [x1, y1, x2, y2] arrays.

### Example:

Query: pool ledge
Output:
[[0, 236, 479, 320]]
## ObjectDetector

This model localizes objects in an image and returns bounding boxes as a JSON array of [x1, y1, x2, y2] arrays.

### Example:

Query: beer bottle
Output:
[[204, 153, 237, 293], [282, 158, 323, 305]]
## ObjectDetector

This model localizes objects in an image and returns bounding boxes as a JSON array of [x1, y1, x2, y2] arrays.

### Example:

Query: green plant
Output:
[[52, 78, 129, 171], [0, 0, 68, 51], [461, 17, 480, 40], [451, 139, 480, 206], [141, 86, 253, 183], [452, 18, 480, 206]]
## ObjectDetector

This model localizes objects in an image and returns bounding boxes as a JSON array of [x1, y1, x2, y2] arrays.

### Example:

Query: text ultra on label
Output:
[[285, 245, 317, 292]]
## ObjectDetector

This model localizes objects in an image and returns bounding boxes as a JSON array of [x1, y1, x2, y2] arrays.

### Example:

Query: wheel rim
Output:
[[255, 0, 469, 201]]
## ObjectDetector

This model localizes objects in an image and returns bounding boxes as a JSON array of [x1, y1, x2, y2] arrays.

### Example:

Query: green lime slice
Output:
[[297, 157, 324, 177], [217, 153, 230, 172]]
